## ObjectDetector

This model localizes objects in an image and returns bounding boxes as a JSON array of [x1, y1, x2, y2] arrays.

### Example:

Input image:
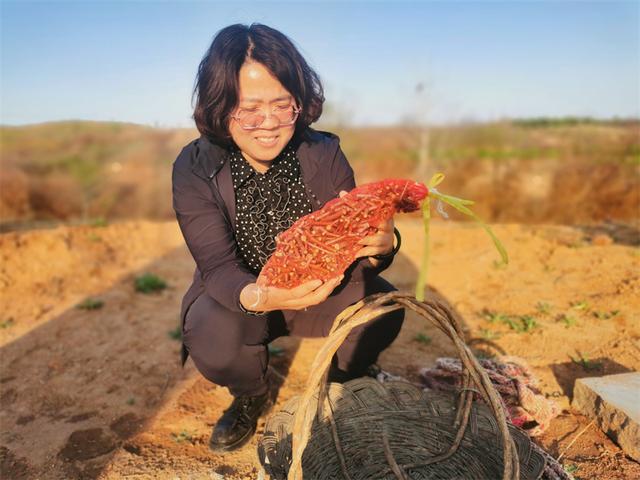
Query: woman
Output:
[[172, 23, 405, 452]]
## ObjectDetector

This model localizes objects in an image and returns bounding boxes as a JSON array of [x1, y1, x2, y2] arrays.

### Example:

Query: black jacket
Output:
[[171, 128, 394, 366]]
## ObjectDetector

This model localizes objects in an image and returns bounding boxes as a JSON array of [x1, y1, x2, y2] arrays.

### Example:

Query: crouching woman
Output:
[[171, 23, 405, 452]]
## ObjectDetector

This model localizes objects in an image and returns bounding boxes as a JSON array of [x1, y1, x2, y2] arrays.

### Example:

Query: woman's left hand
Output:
[[338, 190, 395, 259]]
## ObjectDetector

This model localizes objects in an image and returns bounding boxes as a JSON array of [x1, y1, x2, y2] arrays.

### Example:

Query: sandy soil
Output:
[[0, 218, 638, 480]]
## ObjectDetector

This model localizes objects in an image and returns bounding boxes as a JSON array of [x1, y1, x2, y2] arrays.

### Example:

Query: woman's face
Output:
[[228, 61, 297, 172]]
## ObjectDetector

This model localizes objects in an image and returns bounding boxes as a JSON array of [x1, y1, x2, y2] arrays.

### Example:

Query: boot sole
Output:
[[209, 422, 256, 452]]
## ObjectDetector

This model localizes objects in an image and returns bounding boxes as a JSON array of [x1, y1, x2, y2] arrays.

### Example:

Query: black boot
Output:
[[326, 362, 381, 384], [326, 362, 352, 383], [209, 390, 273, 452]]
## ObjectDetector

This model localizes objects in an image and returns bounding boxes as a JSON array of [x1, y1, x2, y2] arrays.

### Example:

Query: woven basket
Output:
[[257, 292, 547, 480]]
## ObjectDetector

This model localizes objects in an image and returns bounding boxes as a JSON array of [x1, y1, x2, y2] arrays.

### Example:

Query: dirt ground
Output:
[[0, 218, 638, 480]]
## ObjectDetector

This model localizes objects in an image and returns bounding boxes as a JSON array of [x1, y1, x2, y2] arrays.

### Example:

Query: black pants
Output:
[[182, 275, 404, 397]]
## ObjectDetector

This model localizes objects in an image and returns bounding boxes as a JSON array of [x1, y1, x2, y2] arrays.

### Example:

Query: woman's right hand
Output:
[[240, 275, 344, 312]]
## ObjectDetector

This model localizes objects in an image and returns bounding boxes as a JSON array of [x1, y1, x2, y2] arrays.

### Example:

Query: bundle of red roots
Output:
[[260, 179, 428, 289]]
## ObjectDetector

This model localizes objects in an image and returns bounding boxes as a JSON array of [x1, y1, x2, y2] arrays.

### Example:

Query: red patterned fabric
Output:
[[419, 356, 560, 437]]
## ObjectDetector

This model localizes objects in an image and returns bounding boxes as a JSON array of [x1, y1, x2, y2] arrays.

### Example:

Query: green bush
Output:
[[168, 326, 182, 340], [134, 273, 167, 294]]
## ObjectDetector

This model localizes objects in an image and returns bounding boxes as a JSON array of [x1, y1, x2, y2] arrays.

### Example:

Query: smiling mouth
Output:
[[255, 135, 279, 145]]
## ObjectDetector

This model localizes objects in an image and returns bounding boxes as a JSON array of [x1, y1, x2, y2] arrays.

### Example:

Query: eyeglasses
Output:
[[231, 104, 301, 130]]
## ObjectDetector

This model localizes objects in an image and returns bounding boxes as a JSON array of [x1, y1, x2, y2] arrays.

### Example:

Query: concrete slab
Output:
[[572, 372, 640, 461]]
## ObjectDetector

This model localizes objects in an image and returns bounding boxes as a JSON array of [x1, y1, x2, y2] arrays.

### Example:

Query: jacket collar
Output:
[[190, 129, 323, 231], [189, 135, 227, 180]]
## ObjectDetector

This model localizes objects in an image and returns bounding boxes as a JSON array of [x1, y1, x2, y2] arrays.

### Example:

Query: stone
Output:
[[591, 233, 613, 246], [572, 372, 640, 461]]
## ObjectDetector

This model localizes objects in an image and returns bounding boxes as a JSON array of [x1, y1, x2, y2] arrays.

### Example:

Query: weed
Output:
[[413, 333, 432, 345], [502, 317, 519, 330], [76, 298, 104, 310], [569, 352, 602, 371], [482, 310, 510, 324], [0, 318, 15, 329], [126, 397, 136, 406], [90, 217, 108, 227], [564, 463, 579, 474], [570, 300, 590, 312], [512, 315, 538, 333], [559, 314, 577, 328], [171, 430, 193, 444], [479, 328, 500, 340], [535, 302, 553, 315], [592, 310, 620, 320], [135, 273, 167, 293], [168, 326, 182, 341]]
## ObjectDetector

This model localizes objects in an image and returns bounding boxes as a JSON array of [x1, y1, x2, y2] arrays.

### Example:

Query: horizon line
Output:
[[2, 115, 639, 130]]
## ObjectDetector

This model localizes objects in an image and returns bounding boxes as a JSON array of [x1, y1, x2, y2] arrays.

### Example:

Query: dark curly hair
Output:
[[192, 23, 325, 148]]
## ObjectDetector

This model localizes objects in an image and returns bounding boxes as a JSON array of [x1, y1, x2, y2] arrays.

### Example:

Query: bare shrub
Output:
[[0, 166, 31, 221], [28, 174, 83, 219]]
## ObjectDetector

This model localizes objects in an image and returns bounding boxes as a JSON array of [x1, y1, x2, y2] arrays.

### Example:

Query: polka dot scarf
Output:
[[229, 143, 314, 275]]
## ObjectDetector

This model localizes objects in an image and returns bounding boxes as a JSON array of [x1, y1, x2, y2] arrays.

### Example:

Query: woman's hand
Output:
[[338, 190, 395, 259], [240, 274, 344, 313]]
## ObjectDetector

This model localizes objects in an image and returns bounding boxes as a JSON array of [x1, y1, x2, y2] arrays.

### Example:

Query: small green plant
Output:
[[570, 300, 590, 312], [593, 310, 620, 320], [482, 310, 510, 324], [478, 328, 500, 340], [415, 173, 508, 302], [559, 314, 577, 328], [171, 430, 194, 443], [535, 302, 552, 315], [126, 397, 136, 406], [135, 273, 167, 293], [76, 298, 104, 310], [0, 318, 15, 329], [570, 351, 602, 371], [510, 315, 538, 333], [564, 463, 579, 474], [90, 217, 108, 227], [87, 232, 102, 242], [168, 326, 182, 341], [413, 333, 432, 345]]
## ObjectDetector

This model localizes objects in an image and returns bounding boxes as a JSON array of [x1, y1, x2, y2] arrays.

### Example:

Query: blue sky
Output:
[[1, 0, 638, 127]]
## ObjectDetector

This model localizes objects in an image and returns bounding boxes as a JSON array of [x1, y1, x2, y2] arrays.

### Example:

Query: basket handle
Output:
[[288, 291, 520, 480]]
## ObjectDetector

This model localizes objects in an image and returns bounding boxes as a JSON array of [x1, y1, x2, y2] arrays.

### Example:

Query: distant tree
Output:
[[58, 154, 103, 220]]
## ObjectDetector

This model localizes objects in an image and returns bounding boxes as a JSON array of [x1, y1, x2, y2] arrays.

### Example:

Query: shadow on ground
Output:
[[0, 247, 193, 479], [551, 357, 633, 400]]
